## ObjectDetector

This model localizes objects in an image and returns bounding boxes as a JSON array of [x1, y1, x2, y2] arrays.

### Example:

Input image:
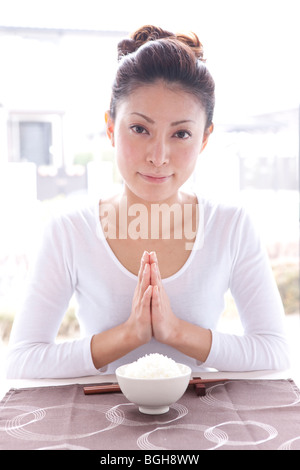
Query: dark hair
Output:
[[109, 25, 215, 129]]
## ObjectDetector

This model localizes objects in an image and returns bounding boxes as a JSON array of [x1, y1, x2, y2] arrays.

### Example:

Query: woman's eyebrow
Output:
[[130, 112, 195, 126], [171, 119, 195, 126], [130, 112, 155, 124]]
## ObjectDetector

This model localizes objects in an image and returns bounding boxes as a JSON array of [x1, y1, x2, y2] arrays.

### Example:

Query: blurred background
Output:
[[0, 0, 299, 351]]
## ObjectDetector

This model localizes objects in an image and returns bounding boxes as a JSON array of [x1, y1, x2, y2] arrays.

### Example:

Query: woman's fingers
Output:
[[138, 251, 150, 282], [151, 284, 160, 307], [149, 252, 162, 285], [137, 250, 162, 303], [136, 251, 150, 299], [150, 261, 162, 289], [149, 251, 157, 265], [129, 253, 152, 345], [140, 262, 150, 295], [142, 284, 153, 306]]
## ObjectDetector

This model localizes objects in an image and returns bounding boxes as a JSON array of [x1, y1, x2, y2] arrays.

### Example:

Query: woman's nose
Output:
[[147, 140, 169, 167]]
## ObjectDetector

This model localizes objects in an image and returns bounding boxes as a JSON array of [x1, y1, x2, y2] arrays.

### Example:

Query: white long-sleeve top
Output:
[[6, 196, 290, 378]]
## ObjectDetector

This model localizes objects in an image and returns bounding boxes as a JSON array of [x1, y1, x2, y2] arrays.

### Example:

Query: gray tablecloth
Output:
[[1, 379, 300, 450]]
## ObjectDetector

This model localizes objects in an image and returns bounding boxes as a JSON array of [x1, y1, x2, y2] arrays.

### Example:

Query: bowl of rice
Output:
[[116, 353, 191, 414]]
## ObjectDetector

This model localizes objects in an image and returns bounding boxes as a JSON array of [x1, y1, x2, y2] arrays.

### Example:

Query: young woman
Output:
[[6, 25, 290, 378]]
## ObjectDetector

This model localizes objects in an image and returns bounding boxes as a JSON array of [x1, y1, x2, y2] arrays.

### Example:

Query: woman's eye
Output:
[[131, 125, 148, 134], [174, 130, 191, 139]]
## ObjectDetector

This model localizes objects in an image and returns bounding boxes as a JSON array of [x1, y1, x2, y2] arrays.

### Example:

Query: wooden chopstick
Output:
[[84, 383, 121, 394], [189, 377, 228, 385], [83, 377, 228, 396], [189, 377, 228, 396]]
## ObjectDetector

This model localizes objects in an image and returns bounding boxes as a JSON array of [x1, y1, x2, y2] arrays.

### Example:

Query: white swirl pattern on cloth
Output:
[[1, 380, 300, 450]]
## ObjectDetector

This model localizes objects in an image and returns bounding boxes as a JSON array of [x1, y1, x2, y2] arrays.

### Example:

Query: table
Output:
[[1, 371, 300, 451]]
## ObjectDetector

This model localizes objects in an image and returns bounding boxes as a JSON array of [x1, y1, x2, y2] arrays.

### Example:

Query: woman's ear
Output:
[[105, 111, 115, 146], [200, 123, 214, 153]]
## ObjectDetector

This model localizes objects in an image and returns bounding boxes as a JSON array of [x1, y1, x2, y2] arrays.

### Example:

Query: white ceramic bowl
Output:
[[116, 363, 191, 415]]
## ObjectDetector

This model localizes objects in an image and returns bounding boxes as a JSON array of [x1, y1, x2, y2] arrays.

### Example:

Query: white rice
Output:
[[122, 353, 183, 379]]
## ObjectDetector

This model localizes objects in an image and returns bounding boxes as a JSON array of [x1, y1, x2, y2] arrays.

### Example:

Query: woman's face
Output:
[[106, 80, 212, 203]]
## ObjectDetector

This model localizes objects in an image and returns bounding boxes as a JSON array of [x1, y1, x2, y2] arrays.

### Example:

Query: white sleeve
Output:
[[6, 216, 98, 379], [204, 209, 290, 372]]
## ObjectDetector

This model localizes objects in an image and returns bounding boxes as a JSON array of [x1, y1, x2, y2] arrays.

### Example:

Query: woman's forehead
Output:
[[115, 81, 206, 123]]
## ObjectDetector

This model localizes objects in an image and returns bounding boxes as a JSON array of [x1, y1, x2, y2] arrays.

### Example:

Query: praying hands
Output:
[[128, 251, 178, 346]]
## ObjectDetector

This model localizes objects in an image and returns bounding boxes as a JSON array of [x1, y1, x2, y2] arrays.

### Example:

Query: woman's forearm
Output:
[[6, 337, 96, 379]]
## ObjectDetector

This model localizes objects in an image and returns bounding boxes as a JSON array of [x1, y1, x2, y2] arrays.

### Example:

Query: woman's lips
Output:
[[138, 173, 173, 183]]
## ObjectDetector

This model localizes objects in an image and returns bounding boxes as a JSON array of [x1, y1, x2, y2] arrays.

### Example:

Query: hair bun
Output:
[[117, 25, 205, 62], [118, 25, 174, 60], [133, 25, 174, 47], [175, 32, 205, 61], [117, 38, 136, 59]]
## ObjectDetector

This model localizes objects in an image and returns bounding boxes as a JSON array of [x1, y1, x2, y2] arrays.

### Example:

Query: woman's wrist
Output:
[[90, 321, 147, 370], [166, 318, 212, 363]]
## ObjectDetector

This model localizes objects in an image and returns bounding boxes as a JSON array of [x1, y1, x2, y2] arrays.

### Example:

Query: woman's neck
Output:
[[120, 185, 185, 211], [105, 186, 197, 243]]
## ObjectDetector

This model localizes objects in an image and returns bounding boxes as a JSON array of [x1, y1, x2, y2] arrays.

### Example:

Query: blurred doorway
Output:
[[19, 121, 52, 166]]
